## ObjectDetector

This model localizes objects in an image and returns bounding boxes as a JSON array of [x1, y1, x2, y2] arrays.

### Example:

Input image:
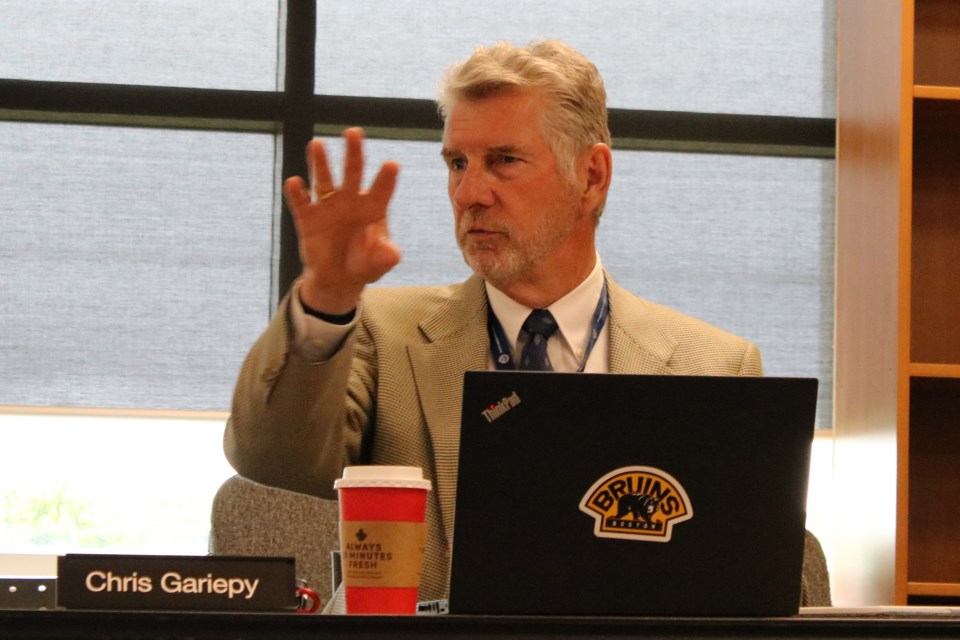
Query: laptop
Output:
[[449, 371, 818, 617]]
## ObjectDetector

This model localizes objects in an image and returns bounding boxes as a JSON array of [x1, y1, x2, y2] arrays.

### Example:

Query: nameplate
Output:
[[57, 554, 296, 611]]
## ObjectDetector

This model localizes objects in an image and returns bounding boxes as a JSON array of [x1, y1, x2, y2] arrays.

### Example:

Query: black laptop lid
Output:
[[449, 372, 818, 617]]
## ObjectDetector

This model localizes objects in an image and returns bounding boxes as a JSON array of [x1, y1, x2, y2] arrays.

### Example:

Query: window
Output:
[[0, 1, 836, 555], [315, 0, 834, 118], [0, 123, 276, 411]]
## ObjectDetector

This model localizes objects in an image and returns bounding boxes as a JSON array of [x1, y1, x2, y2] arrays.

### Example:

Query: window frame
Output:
[[0, 0, 836, 404]]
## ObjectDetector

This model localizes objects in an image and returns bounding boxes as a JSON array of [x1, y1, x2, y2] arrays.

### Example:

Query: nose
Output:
[[452, 164, 495, 210]]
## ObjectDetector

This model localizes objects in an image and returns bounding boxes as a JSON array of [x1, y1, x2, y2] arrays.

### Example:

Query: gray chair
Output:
[[800, 529, 832, 606], [209, 474, 831, 609], [208, 474, 341, 604]]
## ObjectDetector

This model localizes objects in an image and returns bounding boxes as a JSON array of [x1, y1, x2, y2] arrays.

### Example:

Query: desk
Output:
[[4, 610, 960, 640]]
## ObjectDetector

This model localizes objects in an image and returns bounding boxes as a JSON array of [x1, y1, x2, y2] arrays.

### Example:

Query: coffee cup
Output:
[[334, 466, 431, 614]]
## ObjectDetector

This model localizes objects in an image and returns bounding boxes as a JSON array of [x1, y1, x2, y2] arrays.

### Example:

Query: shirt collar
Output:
[[484, 255, 605, 358]]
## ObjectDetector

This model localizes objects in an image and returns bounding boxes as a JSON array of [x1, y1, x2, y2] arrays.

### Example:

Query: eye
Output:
[[447, 157, 466, 171], [490, 153, 521, 168]]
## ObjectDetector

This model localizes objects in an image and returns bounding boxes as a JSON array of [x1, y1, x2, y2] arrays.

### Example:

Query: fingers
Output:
[[303, 128, 392, 198], [341, 127, 365, 194], [307, 139, 335, 200], [289, 128, 399, 224], [366, 160, 400, 212], [283, 175, 310, 211]]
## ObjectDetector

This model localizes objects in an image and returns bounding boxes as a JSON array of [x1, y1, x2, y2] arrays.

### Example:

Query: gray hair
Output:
[[437, 39, 611, 187]]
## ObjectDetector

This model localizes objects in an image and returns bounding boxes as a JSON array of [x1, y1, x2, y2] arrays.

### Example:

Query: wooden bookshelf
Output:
[[903, 0, 960, 605], [837, 0, 960, 605]]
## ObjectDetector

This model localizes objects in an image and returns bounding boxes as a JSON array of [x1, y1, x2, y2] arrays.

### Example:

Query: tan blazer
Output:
[[224, 273, 762, 602]]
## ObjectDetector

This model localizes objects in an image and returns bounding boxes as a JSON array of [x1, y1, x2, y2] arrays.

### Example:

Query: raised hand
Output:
[[283, 127, 401, 314]]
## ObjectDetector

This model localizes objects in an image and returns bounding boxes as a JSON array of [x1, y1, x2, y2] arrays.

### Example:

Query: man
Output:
[[224, 40, 762, 605]]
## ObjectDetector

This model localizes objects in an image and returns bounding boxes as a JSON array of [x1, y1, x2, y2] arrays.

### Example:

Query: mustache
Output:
[[457, 208, 510, 236]]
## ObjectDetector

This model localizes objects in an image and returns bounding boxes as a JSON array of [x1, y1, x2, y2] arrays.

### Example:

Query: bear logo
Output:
[[615, 493, 660, 522], [579, 466, 693, 542]]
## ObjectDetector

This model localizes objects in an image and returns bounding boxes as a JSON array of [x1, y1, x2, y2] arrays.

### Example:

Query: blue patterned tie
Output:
[[518, 309, 558, 371]]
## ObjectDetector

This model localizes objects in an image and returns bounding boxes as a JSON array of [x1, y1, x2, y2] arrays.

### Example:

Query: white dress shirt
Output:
[[483, 257, 609, 373], [290, 256, 610, 374]]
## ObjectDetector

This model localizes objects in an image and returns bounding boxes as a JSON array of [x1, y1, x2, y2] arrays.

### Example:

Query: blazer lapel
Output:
[[605, 275, 678, 375], [407, 276, 489, 546]]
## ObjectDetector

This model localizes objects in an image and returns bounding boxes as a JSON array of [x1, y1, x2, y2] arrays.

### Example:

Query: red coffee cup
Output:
[[334, 466, 431, 614]]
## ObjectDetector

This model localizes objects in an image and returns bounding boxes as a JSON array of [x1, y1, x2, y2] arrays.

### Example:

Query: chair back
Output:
[[209, 474, 340, 603], [800, 529, 831, 607]]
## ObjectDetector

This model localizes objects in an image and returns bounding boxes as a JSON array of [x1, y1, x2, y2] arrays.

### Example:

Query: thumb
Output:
[[365, 238, 403, 283]]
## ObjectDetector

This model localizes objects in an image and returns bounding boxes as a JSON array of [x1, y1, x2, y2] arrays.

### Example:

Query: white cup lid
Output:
[[334, 465, 432, 491]]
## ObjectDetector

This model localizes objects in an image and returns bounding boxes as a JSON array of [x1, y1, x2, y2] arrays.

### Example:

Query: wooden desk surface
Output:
[[4, 609, 960, 640]]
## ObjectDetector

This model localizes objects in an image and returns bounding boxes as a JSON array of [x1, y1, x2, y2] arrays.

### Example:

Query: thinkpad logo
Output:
[[579, 466, 693, 542], [481, 391, 521, 423]]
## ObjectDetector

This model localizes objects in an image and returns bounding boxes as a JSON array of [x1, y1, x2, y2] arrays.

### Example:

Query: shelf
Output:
[[907, 377, 960, 586], [915, 0, 960, 88], [908, 582, 960, 598], [914, 85, 960, 100], [910, 104, 960, 364], [910, 363, 960, 378]]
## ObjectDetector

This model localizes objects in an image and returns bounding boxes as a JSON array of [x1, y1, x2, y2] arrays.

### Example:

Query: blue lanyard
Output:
[[486, 279, 609, 373]]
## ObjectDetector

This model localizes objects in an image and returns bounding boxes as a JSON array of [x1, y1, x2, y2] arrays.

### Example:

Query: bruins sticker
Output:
[[579, 466, 693, 542]]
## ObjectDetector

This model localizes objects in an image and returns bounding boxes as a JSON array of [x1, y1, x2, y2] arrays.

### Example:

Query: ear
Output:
[[578, 143, 612, 216]]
